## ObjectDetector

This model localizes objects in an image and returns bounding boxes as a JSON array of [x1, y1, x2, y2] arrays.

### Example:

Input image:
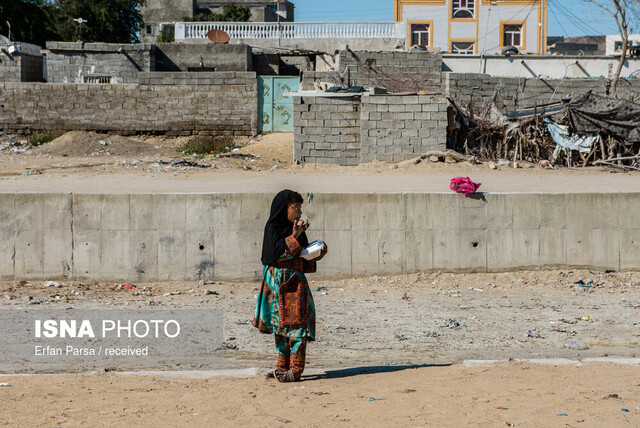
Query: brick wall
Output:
[[0, 53, 43, 82], [293, 96, 361, 166], [0, 72, 258, 136], [293, 94, 447, 165], [445, 72, 640, 110], [360, 94, 447, 162], [45, 42, 155, 84], [302, 50, 443, 93]]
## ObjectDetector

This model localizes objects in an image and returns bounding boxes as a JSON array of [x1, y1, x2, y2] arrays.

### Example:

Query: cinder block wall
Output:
[[45, 42, 155, 84], [293, 94, 447, 165], [302, 50, 443, 93], [0, 72, 258, 136], [293, 96, 362, 166], [360, 94, 447, 162], [445, 72, 640, 110], [0, 55, 20, 82], [0, 53, 43, 82]]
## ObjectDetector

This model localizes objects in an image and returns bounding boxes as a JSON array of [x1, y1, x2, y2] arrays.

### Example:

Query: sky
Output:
[[293, 0, 623, 38]]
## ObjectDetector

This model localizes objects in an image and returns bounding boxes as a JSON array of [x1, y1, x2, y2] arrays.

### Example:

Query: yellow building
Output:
[[394, 0, 548, 54]]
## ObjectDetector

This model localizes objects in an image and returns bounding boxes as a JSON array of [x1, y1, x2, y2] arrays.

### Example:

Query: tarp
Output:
[[544, 118, 599, 161], [566, 91, 640, 144]]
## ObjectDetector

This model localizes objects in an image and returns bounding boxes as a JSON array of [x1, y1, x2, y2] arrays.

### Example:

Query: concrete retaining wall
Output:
[[155, 43, 252, 72], [0, 72, 258, 136], [3, 192, 638, 282], [445, 72, 640, 110]]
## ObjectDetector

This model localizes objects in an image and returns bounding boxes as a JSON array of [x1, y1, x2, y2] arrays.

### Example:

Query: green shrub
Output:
[[178, 136, 237, 156], [156, 25, 175, 43], [183, 5, 251, 22], [28, 130, 64, 147]]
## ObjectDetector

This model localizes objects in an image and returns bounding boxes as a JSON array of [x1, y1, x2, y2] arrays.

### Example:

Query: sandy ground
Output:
[[2, 269, 640, 371], [0, 131, 638, 194], [1, 270, 640, 425], [1, 362, 639, 427]]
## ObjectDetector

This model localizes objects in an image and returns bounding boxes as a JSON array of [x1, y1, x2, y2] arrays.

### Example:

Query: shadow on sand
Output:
[[302, 363, 452, 381]]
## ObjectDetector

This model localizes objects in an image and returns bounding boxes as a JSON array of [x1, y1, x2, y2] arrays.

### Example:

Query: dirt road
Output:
[[0, 131, 638, 194]]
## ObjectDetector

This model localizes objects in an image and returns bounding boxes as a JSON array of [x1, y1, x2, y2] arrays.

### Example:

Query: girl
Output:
[[253, 189, 327, 382]]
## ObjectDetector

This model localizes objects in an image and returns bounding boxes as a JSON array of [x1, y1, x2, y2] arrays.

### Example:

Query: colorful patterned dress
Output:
[[253, 235, 316, 382]]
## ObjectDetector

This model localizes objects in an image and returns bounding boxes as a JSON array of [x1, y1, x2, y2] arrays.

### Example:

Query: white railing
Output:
[[175, 22, 405, 40]]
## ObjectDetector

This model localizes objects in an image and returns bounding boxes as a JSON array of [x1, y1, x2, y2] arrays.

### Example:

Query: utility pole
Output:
[[277, 0, 281, 47], [478, 1, 496, 73]]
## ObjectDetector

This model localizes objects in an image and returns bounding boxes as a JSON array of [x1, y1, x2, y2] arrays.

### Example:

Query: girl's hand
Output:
[[292, 219, 309, 238], [311, 243, 328, 262]]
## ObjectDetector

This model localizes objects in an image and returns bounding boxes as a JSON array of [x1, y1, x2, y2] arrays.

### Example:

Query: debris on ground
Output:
[[1, 141, 30, 153], [563, 340, 590, 350], [447, 94, 640, 171], [44, 281, 61, 288], [439, 319, 461, 329]]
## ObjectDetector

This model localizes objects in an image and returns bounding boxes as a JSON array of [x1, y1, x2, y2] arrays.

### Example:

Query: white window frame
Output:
[[451, 41, 475, 55], [452, 0, 475, 19], [503, 24, 523, 48], [410, 23, 431, 48]]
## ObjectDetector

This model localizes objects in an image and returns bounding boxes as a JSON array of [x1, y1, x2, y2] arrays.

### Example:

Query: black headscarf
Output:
[[261, 189, 309, 266]]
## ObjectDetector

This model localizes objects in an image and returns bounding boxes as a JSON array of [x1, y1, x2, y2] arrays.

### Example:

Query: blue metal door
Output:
[[258, 76, 299, 133]]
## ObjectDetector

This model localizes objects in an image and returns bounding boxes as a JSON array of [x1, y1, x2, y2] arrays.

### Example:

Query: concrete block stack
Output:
[[293, 96, 362, 166], [0, 53, 43, 82], [293, 93, 448, 165], [360, 94, 448, 162]]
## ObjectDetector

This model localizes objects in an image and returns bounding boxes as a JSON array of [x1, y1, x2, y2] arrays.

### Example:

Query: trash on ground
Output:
[[563, 340, 589, 350], [44, 281, 61, 288], [439, 319, 461, 329]]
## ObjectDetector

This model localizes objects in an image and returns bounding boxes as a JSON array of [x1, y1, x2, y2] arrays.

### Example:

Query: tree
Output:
[[51, 0, 146, 43], [0, 0, 58, 47], [583, 0, 640, 97], [185, 4, 251, 23]]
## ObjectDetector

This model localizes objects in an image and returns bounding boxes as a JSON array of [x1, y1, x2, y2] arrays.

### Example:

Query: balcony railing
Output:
[[175, 21, 406, 40]]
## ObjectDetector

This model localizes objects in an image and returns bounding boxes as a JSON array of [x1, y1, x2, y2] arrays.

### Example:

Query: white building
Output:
[[394, 0, 548, 54], [605, 34, 640, 56]]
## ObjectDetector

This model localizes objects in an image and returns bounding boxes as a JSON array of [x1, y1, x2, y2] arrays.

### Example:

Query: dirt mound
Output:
[[35, 131, 176, 158], [235, 133, 293, 163]]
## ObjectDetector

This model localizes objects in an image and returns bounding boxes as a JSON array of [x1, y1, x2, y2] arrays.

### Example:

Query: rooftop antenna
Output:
[[73, 18, 88, 41]]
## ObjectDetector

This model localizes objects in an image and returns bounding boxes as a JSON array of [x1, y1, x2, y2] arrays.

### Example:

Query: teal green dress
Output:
[[253, 262, 316, 341]]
